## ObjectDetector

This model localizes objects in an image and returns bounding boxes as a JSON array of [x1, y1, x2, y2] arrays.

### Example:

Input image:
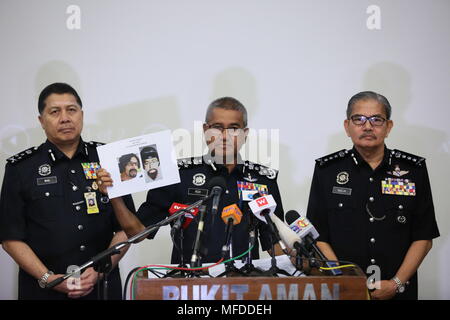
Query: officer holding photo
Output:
[[97, 97, 284, 264], [306, 91, 440, 300], [0, 83, 135, 300]]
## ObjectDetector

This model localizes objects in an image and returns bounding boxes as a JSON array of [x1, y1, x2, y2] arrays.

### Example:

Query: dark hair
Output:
[[38, 82, 82, 114], [347, 91, 392, 120], [205, 97, 248, 127], [118, 153, 140, 173], [140, 146, 159, 162]]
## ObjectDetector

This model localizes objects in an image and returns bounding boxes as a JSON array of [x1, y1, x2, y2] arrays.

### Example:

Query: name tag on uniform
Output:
[[381, 178, 416, 196], [84, 192, 100, 214], [188, 188, 209, 198], [36, 176, 58, 186], [332, 186, 352, 196]]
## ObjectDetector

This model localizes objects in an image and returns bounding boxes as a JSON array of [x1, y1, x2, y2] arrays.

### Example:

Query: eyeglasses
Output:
[[204, 124, 245, 137], [350, 115, 387, 127]]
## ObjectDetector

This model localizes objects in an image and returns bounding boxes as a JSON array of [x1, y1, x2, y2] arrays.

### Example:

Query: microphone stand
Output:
[[46, 197, 211, 298], [164, 227, 188, 278], [189, 205, 207, 270], [259, 236, 292, 277], [239, 211, 265, 277], [217, 220, 246, 277]]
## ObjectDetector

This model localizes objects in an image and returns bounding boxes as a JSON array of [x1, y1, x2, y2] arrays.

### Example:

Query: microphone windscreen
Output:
[[207, 176, 227, 192], [221, 204, 243, 225], [285, 210, 301, 225]]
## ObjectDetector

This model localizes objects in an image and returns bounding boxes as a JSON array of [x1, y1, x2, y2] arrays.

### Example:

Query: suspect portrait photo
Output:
[[118, 153, 141, 182], [140, 145, 162, 183]]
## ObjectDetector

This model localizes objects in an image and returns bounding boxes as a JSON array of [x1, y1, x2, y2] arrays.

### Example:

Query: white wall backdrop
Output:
[[0, 0, 449, 299]]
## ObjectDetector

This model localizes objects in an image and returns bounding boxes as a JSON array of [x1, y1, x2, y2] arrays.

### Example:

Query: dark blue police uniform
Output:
[[306, 146, 440, 300], [0, 139, 136, 300], [137, 155, 284, 265]]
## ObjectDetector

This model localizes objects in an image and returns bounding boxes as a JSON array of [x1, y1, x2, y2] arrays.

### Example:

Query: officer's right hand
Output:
[[96, 168, 113, 195]]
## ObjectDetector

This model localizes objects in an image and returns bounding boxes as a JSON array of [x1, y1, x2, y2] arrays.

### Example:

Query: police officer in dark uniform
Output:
[[306, 91, 439, 300], [0, 83, 135, 300], [97, 97, 284, 265]]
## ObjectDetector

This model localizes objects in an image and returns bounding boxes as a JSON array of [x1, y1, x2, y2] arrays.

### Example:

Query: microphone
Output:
[[207, 176, 227, 219], [248, 193, 288, 254], [221, 204, 243, 257], [168, 203, 200, 234], [285, 210, 319, 241], [285, 210, 342, 275], [270, 213, 310, 258], [190, 205, 207, 267]]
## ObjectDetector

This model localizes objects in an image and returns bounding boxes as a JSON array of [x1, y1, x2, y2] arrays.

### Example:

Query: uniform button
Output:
[[80, 245, 86, 251], [369, 177, 374, 182], [370, 238, 376, 244], [75, 205, 81, 211], [45, 192, 50, 197], [78, 225, 84, 230], [71, 169, 76, 174], [72, 185, 78, 191], [398, 205, 404, 210], [369, 197, 374, 202], [370, 259, 376, 264], [369, 217, 375, 223], [338, 203, 343, 208]]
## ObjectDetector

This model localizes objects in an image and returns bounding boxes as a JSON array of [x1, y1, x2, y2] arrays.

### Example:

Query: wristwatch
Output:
[[391, 276, 405, 293], [38, 271, 54, 289]]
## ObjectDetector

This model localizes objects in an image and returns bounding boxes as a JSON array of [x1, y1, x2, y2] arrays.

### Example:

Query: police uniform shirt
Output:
[[0, 139, 136, 300], [306, 146, 440, 299], [136, 156, 284, 264]]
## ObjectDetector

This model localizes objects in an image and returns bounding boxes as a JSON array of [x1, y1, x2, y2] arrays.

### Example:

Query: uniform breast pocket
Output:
[[29, 186, 64, 222], [386, 202, 412, 229], [327, 200, 358, 232]]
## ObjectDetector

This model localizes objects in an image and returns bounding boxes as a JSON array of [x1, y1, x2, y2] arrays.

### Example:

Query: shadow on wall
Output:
[[0, 60, 183, 298], [210, 67, 309, 214], [326, 61, 449, 299]]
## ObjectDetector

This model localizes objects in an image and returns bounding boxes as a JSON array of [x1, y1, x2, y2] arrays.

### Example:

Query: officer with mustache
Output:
[[0, 83, 135, 300], [306, 91, 439, 300]]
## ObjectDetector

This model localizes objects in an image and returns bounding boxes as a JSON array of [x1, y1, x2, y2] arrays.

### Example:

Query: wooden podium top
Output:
[[134, 268, 368, 300]]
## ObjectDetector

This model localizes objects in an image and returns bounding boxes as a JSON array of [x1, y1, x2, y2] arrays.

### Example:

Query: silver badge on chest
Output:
[[336, 171, 349, 185], [38, 164, 52, 176], [192, 173, 206, 186]]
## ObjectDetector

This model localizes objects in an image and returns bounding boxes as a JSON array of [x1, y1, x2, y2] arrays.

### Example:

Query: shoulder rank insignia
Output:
[[177, 156, 203, 169], [390, 149, 425, 167], [6, 146, 39, 165], [245, 161, 278, 180], [316, 149, 349, 167], [87, 141, 105, 147]]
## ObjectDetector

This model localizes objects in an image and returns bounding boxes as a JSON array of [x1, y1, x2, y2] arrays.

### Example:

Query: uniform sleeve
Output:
[[306, 164, 330, 243], [136, 184, 177, 239], [258, 176, 285, 251], [111, 194, 136, 233], [411, 162, 440, 241], [0, 163, 27, 243]]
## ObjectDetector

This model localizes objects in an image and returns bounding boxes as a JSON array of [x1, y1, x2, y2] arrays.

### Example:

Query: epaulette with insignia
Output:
[[390, 149, 425, 167], [6, 146, 39, 165], [87, 141, 105, 147], [177, 156, 203, 169], [245, 160, 278, 180], [315, 149, 349, 167]]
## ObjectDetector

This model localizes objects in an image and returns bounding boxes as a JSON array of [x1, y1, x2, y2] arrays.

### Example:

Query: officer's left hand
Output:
[[97, 168, 113, 195], [370, 280, 397, 300], [67, 267, 99, 299]]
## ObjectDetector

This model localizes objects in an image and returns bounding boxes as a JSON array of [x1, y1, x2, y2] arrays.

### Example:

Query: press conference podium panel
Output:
[[133, 269, 368, 300]]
